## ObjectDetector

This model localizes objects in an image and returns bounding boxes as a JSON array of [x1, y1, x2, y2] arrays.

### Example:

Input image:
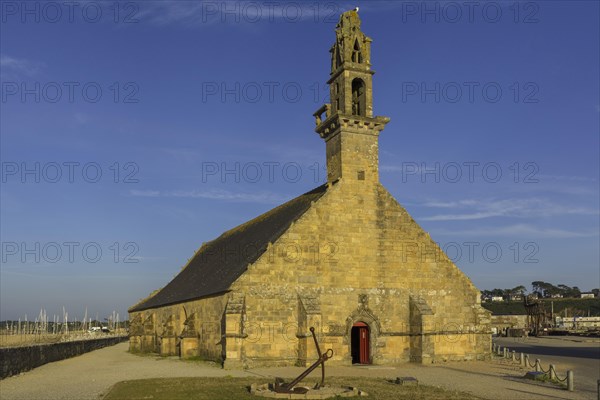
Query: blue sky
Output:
[[1, 1, 598, 321]]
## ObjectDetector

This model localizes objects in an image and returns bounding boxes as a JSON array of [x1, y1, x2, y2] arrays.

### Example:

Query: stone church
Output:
[[129, 10, 491, 368]]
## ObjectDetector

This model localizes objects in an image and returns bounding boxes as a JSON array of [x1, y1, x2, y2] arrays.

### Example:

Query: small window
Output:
[[357, 171, 365, 180], [352, 39, 363, 63]]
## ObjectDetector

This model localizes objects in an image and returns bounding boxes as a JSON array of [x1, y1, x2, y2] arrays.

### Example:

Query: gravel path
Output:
[[0, 343, 593, 400], [0, 343, 246, 400]]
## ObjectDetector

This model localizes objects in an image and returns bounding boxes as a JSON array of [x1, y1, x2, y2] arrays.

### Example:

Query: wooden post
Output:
[[520, 353, 525, 367], [549, 364, 556, 380], [567, 370, 574, 391], [535, 359, 540, 372], [512, 350, 516, 362]]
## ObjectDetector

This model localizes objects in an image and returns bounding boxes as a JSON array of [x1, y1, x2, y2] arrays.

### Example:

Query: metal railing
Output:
[[492, 343, 574, 392]]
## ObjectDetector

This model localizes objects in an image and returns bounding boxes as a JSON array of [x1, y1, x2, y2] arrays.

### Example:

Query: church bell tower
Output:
[[313, 9, 390, 184]]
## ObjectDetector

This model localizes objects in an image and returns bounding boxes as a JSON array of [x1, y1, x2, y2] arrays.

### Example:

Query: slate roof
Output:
[[129, 184, 328, 312]]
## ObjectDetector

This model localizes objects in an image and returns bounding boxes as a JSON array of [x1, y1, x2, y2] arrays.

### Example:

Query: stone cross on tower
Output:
[[313, 10, 390, 185]]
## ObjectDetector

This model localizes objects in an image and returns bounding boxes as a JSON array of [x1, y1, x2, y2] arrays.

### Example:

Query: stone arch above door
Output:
[[343, 295, 381, 363]]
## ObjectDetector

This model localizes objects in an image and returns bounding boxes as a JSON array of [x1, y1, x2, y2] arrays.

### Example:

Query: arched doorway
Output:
[[351, 322, 370, 364]]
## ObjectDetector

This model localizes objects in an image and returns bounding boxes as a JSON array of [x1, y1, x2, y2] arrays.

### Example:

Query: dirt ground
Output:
[[0, 342, 594, 400]]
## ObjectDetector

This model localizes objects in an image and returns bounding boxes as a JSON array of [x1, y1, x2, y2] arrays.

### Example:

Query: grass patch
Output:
[[523, 372, 568, 389], [127, 351, 164, 359], [181, 356, 222, 367], [103, 376, 481, 400]]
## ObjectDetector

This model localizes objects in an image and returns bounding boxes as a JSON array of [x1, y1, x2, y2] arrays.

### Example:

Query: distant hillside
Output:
[[482, 298, 600, 316]]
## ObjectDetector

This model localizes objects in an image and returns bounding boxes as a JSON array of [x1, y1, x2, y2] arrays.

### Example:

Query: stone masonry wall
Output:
[[0, 336, 127, 379], [127, 174, 491, 367], [129, 293, 227, 362], [229, 178, 491, 367]]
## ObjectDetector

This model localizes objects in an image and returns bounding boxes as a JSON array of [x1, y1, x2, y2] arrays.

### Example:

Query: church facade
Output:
[[128, 10, 491, 368]]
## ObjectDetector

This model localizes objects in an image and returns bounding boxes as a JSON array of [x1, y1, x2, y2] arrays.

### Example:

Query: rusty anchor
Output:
[[273, 326, 334, 394]]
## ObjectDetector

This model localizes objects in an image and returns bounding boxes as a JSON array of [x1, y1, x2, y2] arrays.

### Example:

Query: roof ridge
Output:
[[214, 184, 328, 242]]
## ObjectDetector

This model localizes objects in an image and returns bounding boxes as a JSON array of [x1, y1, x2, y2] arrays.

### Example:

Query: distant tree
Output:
[[557, 284, 571, 297], [537, 282, 560, 297], [592, 288, 600, 297], [556, 285, 582, 298], [557, 284, 570, 292], [511, 285, 526, 295], [532, 281, 546, 294]]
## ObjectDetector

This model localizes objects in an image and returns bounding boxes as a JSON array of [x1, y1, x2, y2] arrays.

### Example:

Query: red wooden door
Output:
[[353, 322, 370, 364], [359, 327, 369, 364]]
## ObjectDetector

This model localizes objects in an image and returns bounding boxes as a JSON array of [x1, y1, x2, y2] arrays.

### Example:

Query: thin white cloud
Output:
[[431, 224, 599, 239], [422, 212, 501, 221], [136, 2, 205, 27], [537, 174, 597, 183], [129, 188, 286, 204], [420, 198, 599, 221], [169, 189, 286, 203], [381, 163, 597, 187], [421, 200, 478, 208], [0, 55, 42, 77], [130, 189, 160, 197], [523, 182, 598, 196], [126, 255, 166, 262]]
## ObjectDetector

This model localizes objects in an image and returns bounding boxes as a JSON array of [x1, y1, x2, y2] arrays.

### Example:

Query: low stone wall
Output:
[[491, 315, 528, 335], [0, 335, 127, 379]]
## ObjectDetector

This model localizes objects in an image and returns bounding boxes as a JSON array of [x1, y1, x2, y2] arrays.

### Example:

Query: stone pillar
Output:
[[141, 334, 157, 353], [297, 294, 322, 367], [179, 312, 200, 359], [223, 293, 246, 369], [128, 335, 141, 352], [409, 296, 435, 364], [141, 314, 157, 353], [160, 336, 178, 356], [128, 314, 143, 353], [159, 315, 179, 356]]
